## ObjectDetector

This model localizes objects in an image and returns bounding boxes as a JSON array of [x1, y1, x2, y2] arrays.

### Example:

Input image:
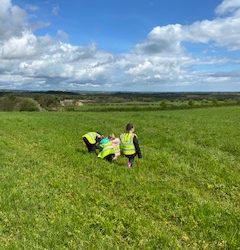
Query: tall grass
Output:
[[0, 107, 239, 249]]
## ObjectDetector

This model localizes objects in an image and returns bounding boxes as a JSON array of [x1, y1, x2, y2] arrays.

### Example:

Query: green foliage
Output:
[[1, 92, 240, 112], [36, 95, 60, 110], [0, 94, 18, 111], [188, 100, 195, 107], [0, 96, 41, 111], [0, 107, 239, 249], [160, 100, 167, 109], [16, 97, 41, 111], [211, 98, 218, 106]]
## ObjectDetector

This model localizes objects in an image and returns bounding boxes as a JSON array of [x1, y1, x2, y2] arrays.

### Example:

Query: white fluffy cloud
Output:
[[1, 32, 38, 59], [0, 0, 240, 91], [137, 13, 240, 54], [0, 0, 27, 40], [124, 0, 240, 88], [215, 0, 240, 16]]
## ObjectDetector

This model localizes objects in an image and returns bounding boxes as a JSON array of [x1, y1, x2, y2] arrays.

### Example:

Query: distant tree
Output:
[[36, 95, 60, 110], [0, 95, 16, 111], [16, 98, 41, 111], [160, 100, 167, 109], [211, 98, 218, 106], [188, 100, 195, 107]]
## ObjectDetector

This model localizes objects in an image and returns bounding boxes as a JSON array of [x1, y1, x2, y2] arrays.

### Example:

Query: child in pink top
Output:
[[108, 134, 121, 160]]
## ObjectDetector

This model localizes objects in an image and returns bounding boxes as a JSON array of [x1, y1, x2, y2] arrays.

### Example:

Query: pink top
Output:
[[111, 138, 120, 147], [111, 138, 120, 158]]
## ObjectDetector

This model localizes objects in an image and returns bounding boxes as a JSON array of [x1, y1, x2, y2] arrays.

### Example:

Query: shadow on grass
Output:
[[76, 147, 132, 169], [75, 147, 94, 155]]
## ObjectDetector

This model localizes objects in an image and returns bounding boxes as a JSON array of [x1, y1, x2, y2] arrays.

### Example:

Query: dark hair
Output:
[[126, 123, 134, 132], [97, 132, 104, 137]]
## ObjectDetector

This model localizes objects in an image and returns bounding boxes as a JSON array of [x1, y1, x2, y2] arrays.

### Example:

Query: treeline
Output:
[[74, 99, 240, 112], [0, 91, 240, 111]]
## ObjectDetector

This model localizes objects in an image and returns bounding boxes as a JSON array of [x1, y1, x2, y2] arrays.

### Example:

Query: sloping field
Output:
[[0, 107, 239, 249]]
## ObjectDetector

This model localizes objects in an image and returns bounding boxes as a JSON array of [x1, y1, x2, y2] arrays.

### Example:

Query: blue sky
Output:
[[1, 0, 240, 91], [16, 0, 223, 51]]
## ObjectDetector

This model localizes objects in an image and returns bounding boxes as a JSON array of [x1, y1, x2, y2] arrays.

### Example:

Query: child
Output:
[[98, 136, 115, 162], [108, 133, 121, 160], [82, 132, 103, 153], [120, 123, 142, 168]]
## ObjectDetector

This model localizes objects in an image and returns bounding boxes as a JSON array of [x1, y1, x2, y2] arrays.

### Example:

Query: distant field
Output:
[[74, 100, 240, 112], [0, 107, 239, 249], [1, 91, 240, 111]]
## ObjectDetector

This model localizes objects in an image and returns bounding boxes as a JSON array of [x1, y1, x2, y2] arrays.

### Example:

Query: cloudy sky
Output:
[[1, 0, 240, 92]]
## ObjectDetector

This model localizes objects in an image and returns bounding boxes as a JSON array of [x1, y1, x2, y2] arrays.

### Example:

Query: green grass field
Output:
[[0, 107, 239, 249]]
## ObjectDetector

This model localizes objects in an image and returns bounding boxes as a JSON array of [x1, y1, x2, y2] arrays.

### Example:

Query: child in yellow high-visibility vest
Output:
[[82, 132, 103, 153], [98, 136, 115, 161], [120, 123, 142, 168]]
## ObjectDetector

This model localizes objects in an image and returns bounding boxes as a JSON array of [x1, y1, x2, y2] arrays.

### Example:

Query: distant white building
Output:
[[60, 99, 83, 107]]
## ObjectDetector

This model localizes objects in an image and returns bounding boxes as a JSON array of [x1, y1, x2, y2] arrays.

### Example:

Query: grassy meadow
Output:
[[0, 107, 239, 249]]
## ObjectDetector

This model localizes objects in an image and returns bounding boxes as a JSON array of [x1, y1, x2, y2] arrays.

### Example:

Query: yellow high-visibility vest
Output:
[[98, 141, 115, 159], [120, 133, 136, 155], [82, 132, 97, 144]]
